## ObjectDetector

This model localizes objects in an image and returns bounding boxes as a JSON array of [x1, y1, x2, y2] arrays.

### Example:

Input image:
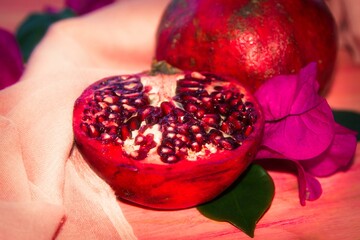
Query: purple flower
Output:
[[0, 28, 23, 90], [65, 0, 116, 15], [255, 62, 357, 205]]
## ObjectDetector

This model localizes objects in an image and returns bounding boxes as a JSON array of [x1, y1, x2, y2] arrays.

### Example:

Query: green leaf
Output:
[[197, 164, 274, 238], [15, 8, 76, 62], [332, 109, 360, 141]]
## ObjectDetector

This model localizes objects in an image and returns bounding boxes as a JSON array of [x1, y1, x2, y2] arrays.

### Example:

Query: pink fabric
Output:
[[0, 0, 169, 239]]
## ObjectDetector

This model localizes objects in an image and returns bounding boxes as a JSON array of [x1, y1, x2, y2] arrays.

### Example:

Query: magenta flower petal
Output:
[[289, 63, 322, 115], [260, 100, 335, 160], [255, 63, 335, 160], [0, 28, 23, 90], [294, 161, 322, 205], [66, 0, 116, 15], [301, 123, 357, 177], [255, 150, 323, 206], [255, 62, 322, 121], [255, 62, 358, 205]]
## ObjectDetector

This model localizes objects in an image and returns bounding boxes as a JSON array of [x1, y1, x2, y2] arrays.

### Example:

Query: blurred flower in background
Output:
[[66, 0, 115, 15], [0, 28, 23, 90], [0, 0, 116, 90]]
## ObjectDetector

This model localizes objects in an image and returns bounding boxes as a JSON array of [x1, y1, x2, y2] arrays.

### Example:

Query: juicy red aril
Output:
[[78, 72, 257, 163]]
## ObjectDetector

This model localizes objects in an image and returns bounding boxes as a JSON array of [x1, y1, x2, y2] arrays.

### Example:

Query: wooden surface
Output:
[[122, 50, 360, 240], [1, 1, 359, 239]]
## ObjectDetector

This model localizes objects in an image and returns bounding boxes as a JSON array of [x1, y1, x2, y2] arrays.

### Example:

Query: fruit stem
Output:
[[150, 60, 182, 75]]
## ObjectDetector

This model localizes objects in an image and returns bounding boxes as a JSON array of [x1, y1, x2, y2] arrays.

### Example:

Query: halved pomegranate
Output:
[[73, 70, 264, 209]]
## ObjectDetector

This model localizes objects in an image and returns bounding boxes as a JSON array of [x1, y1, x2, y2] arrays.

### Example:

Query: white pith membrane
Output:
[[79, 72, 256, 164], [123, 73, 220, 162]]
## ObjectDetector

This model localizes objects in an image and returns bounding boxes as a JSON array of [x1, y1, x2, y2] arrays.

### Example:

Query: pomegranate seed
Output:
[[134, 97, 149, 106], [98, 101, 108, 109], [195, 109, 205, 119], [174, 108, 186, 117], [140, 107, 152, 121], [82, 115, 92, 121], [237, 104, 245, 112], [230, 98, 240, 106], [119, 125, 131, 140], [176, 134, 189, 143], [103, 96, 118, 104], [244, 125, 253, 137], [164, 155, 180, 164], [120, 98, 129, 104], [176, 87, 201, 94], [177, 79, 203, 87], [195, 133, 205, 144], [220, 137, 238, 150], [166, 132, 176, 139], [220, 122, 232, 134], [101, 133, 112, 141], [201, 98, 213, 110], [80, 122, 88, 132], [123, 82, 142, 91], [190, 125, 201, 133], [211, 92, 222, 102], [191, 142, 202, 152], [174, 139, 184, 147], [166, 126, 176, 132], [185, 103, 198, 113], [127, 116, 140, 131], [122, 104, 136, 112], [176, 124, 188, 135], [181, 95, 201, 104], [123, 92, 142, 99], [88, 124, 100, 138], [216, 103, 229, 115], [109, 104, 121, 112], [147, 109, 162, 124], [106, 126, 117, 135], [202, 114, 220, 127], [223, 90, 233, 101], [160, 101, 175, 115], [114, 137, 123, 145], [159, 146, 175, 155], [231, 119, 243, 131]]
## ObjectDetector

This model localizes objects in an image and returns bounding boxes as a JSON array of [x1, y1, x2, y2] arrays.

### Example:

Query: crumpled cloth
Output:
[[327, 0, 360, 63], [0, 0, 169, 239]]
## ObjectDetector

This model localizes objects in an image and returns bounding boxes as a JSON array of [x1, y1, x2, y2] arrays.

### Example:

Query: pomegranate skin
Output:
[[73, 72, 264, 209], [155, 0, 338, 94]]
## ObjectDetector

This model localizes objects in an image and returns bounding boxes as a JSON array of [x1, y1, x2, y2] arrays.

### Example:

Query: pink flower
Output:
[[0, 28, 23, 90], [255, 63, 357, 205]]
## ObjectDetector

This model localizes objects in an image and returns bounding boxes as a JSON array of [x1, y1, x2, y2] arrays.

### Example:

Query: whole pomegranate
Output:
[[155, 0, 338, 93], [73, 69, 264, 209]]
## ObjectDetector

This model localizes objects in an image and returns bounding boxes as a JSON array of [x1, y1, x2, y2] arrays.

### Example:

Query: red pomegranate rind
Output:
[[155, 0, 338, 94], [73, 71, 264, 209]]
